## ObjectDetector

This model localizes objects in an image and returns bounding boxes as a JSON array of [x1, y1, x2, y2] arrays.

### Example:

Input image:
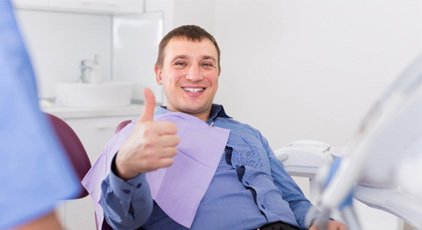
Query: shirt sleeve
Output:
[[260, 134, 314, 229], [100, 158, 154, 230], [0, 1, 79, 229]]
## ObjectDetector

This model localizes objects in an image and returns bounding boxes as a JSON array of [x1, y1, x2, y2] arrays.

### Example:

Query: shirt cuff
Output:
[[109, 169, 147, 198], [108, 158, 148, 199]]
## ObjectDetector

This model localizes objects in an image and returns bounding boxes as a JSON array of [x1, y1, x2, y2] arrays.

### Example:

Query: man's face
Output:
[[155, 37, 220, 121]]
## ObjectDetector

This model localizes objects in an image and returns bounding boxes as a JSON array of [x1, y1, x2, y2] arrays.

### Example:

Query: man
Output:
[[0, 0, 79, 229], [98, 25, 345, 229]]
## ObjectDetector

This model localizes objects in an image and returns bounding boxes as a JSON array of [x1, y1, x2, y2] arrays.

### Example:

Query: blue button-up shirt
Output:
[[101, 105, 313, 230]]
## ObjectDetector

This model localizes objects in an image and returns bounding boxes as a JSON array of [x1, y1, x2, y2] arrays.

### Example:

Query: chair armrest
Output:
[[355, 185, 422, 229], [275, 140, 333, 178]]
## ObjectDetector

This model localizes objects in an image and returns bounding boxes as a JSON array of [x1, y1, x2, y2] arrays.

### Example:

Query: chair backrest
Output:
[[115, 119, 132, 133], [46, 113, 91, 199]]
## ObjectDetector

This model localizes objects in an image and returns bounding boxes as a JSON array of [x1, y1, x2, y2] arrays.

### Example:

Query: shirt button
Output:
[[136, 183, 142, 189], [260, 204, 266, 209], [244, 181, 250, 185], [122, 189, 130, 194]]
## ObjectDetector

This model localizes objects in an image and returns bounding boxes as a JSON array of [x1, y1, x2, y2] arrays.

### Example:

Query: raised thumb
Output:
[[139, 88, 156, 122]]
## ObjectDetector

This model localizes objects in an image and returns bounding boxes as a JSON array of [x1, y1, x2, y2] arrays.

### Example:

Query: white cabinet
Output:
[[63, 115, 137, 162], [43, 104, 143, 230], [50, 0, 143, 15], [12, 0, 143, 15], [12, 0, 49, 9]]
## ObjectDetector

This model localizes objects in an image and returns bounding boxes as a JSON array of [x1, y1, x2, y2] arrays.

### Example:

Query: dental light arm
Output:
[[314, 55, 422, 229]]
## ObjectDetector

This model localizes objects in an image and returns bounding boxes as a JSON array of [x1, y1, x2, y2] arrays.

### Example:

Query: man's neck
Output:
[[159, 106, 211, 122]]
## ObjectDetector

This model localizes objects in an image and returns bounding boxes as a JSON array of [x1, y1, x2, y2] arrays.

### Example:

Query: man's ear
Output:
[[154, 65, 162, 85]]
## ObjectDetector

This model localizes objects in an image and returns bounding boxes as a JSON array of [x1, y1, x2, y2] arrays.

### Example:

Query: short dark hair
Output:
[[155, 25, 221, 73]]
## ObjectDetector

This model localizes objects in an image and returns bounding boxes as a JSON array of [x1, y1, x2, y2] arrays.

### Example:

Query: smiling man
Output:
[[97, 25, 346, 230], [154, 26, 221, 121]]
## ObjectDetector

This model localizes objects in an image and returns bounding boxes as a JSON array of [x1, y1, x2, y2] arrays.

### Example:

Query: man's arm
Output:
[[100, 162, 154, 229], [267, 146, 314, 228], [261, 136, 346, 229]]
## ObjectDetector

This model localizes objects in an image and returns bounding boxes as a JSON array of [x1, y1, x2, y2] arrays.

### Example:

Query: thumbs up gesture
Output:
[[115, 88, 179, 180]]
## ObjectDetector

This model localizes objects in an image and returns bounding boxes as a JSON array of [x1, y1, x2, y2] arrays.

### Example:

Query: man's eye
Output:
[[201, 62, 214, 67], [175, 61, 186, 67]]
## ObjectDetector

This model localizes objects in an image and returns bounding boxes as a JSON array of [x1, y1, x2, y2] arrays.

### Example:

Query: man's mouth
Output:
[[182, 87, 205, 93]]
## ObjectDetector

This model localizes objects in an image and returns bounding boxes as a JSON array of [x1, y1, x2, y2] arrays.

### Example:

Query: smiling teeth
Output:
[[183, 87, 204, 92]]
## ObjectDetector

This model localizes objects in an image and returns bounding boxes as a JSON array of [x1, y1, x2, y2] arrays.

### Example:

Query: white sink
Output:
[[55, 82, 133, 108]]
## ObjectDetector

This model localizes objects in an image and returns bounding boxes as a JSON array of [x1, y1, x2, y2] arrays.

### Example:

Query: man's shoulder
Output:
[[217, 117, 262, 137]]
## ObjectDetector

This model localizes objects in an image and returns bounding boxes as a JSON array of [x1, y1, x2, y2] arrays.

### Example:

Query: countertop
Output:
[[41, 99, 144, 119]]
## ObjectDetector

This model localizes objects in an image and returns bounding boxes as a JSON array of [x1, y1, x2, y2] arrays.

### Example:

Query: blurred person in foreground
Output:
[[0, 1, 79, 229]]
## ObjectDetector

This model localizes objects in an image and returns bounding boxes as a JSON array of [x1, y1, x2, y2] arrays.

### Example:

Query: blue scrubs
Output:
[[0, 1, 79, 228]]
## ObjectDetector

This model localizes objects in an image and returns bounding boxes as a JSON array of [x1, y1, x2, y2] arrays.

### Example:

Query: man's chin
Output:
[[178, 104, 211, 116]]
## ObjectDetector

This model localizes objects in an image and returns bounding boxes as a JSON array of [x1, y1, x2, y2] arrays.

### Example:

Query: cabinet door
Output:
[[57, 197, 96, 230], [65, 115, 136, 163], [113, 12, 163, 103]]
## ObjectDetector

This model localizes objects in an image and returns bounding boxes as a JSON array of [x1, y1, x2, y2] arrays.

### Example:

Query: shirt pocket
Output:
[[228, 136, 271, 175]]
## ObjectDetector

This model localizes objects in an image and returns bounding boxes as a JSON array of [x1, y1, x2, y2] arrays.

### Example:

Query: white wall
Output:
[[145, 0, 215, 34], [15, 10, 112, 99], [213, 0, 422, 149], [148, 0, 422, 149]]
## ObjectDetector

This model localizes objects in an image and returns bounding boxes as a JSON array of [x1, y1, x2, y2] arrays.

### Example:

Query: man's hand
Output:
[[309, 220, 346, 230], [115, 88, 179, 180]]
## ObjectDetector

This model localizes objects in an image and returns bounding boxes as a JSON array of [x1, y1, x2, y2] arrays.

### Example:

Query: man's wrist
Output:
[[112, 153, 139, 181], [111, 153, 119, 173]]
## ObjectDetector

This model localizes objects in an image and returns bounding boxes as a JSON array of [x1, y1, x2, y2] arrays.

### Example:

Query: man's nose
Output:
[[186, 65, 204, 81]]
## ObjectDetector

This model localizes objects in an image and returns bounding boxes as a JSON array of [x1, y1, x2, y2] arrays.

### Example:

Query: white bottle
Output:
[[89, 55, 103, 84]]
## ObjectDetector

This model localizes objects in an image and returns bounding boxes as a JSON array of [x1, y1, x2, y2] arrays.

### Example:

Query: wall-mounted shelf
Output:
[[12, 0, 143, 15]]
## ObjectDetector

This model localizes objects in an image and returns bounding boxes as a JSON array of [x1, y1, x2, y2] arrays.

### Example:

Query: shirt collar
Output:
[[156, 104, 231, 122]]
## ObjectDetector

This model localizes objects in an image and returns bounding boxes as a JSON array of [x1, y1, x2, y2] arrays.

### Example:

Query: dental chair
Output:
[[46, 112, 91, 198], [275, 141, 404, 229], [276, 55, 422, 230]]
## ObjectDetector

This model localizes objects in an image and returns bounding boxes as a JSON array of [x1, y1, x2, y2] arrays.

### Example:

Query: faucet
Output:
[[79, 60, 91, 83]]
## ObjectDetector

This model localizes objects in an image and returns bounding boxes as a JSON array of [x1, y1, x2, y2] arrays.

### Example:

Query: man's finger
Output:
[[154, 121, 178, 135], [139, 88, 156, 122], [158, 134, 180, 147], [159, 146, 178, 158]]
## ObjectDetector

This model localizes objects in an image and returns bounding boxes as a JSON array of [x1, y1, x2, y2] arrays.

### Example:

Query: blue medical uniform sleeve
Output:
[[0, 1, 79, 229]]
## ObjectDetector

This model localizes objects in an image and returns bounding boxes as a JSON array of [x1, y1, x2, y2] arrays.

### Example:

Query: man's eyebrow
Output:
[[202, 55, 217, 62], [171, 55, 217, 62], [171, 55, 188, 62]]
